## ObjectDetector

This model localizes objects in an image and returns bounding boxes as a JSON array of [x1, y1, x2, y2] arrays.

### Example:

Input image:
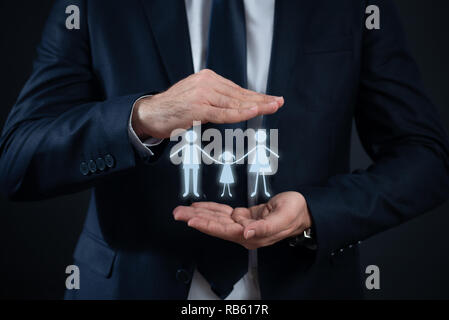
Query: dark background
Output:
[[0, 0, 448, 299]]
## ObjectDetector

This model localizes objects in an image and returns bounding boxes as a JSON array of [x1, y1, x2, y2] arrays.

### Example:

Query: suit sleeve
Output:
[[0, 0, 146, 200], [299, 0, 449, 262]]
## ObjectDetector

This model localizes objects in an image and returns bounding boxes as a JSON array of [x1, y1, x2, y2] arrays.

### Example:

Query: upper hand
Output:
[[131, 69, 284, 140], [173, 192, 312, 250]]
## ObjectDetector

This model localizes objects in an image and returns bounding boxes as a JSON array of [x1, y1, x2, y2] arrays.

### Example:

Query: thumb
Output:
[[243, 208, 287, 239]]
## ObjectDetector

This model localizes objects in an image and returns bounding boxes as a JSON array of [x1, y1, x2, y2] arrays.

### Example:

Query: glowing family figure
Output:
[[170, 130, 279, 198]]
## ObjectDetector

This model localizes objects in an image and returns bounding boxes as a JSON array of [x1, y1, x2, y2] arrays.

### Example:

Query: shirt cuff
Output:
[[128, 95, 164, 160]]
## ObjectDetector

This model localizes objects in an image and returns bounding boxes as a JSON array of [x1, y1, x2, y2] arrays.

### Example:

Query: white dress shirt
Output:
[[129, 0, 275, 300]]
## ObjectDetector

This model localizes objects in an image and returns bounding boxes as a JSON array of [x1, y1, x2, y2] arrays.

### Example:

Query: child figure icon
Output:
[[218, 151, 236, 197]]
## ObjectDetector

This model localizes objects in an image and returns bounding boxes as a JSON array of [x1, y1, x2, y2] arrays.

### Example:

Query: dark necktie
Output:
[[196, 0, 249, 299]]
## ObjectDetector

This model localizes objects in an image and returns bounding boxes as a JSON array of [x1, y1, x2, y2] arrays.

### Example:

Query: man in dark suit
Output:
[[1, 0, 448, 299]]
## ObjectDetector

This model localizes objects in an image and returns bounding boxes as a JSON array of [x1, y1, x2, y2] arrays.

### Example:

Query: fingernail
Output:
[[245, 230, 255, 239], [187, 219, 197, 227], [250, 106, 258, 112]]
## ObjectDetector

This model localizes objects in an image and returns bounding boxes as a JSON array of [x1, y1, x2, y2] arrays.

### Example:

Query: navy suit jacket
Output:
[[1, 0, 449, 299]]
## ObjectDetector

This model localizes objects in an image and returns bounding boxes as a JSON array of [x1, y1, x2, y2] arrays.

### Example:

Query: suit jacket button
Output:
[[88, 160, 97, 173], [105, 154, 115, 168], [80, 162, 89, 176], [176, 269, 191, 284], [96, 158, 106, 171]]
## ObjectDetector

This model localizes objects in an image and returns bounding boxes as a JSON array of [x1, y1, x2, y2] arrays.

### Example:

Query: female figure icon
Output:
[[248, 130, 279, 197], [219, 151, 236, 197]]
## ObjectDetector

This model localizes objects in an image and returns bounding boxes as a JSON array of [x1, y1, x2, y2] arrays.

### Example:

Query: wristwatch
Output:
[[289, 228, 317, 250]]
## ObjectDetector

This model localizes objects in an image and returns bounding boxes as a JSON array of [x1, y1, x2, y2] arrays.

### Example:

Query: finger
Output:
[[243, 210, 288, 239], [215, 84, 283, 106], [232, 204, 266, 221], [192, 209, 236, 225], [187, 217, 244, 241], [231, 208, 254, 227], [173, 206, 233, 224], [191, 202, 233, 215], [239, 88, 284, 105], [196, 69, 284, 107], [249, 204, 268, 219], [231, 207, 252, 220], [233, 215, 255, 229], [211, 72, 284, 104], [207, 91, 281, 112], [173, 206, 197, 222], [204, 103, 278, 124]]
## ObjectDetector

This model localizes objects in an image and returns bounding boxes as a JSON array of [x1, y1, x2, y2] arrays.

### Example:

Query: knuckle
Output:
[[262, 224, 271, 237], [239, 87, 250, 96], [219, 109, 229, 122], [223, 204, 233, 213], [262, 95, 272, 103], [229, 99, 241, 109], [199, 68, 214, 78], [192, 76, 203, 88], [238, 107, 248, 116]]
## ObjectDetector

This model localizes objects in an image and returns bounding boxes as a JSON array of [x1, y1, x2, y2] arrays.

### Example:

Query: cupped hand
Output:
[[173, 192, 312, 250], [132, 69, 284, 139]]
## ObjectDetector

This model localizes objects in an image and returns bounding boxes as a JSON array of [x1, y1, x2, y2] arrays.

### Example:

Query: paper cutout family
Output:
[[170, 129, 279, 198]]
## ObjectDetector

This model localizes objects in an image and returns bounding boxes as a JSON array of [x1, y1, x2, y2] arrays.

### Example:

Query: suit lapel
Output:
[[140, 0, 194, 85], [266, 0, 316, 96], [140, 0, 316, 96]]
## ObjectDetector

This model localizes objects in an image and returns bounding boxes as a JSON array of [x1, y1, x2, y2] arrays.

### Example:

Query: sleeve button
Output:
[[105, 154, 115, 168], [96, 158, 106, 171], [80, 162, 89, 176], [88, 160, 97, 173]]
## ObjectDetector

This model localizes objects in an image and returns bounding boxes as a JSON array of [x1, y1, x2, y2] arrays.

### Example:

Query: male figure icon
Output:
[[170, 130, 201, 198]]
